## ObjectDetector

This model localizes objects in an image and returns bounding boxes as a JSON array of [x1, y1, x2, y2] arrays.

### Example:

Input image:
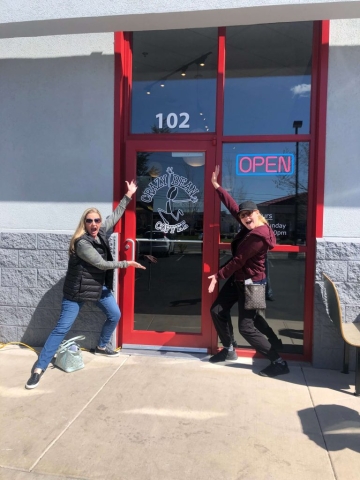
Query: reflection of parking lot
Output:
[[220, 252, 305, 353], [134, 248, 202, 333], [134, 249, 305, 350], [135, 249, 202, 315], [137, 231, 175, 257]]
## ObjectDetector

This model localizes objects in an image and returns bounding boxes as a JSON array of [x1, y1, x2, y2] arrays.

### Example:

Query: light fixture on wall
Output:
[[197, 53, 211, 67], [172, 152, 205, 167], [144, 51, 212, 93], [182, 153, 205, 167]]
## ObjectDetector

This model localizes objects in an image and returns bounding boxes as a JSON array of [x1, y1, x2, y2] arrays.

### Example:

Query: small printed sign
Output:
[[236, 154, 294, 176]]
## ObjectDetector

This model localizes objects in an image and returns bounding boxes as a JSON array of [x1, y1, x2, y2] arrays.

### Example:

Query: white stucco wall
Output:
[[0, 33, 115, 230], [323, 19, 360, 237], [1, 0, 360, 38]]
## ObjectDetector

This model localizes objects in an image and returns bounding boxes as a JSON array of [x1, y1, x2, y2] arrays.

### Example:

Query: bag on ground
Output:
[[54, 336, 85, 373]]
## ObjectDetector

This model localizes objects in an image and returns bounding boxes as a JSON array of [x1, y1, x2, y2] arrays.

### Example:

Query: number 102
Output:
[[155, 112, 190, 129]]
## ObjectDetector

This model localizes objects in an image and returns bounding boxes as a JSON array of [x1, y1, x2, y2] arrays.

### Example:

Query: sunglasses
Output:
[[85, 218, 101, 224], [239, 210, 254, 219]]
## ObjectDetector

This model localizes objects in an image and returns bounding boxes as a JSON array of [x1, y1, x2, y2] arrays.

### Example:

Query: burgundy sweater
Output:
[[216, 187, 276, 282]]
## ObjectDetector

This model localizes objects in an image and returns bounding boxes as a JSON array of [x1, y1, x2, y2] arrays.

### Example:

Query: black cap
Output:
[[238, 200, 258, 212]]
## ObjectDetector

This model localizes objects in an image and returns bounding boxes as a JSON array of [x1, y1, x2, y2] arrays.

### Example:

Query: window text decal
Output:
[[140, 167, 199, 234]]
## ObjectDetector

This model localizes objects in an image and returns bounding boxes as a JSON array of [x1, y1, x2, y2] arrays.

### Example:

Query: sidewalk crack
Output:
[[300, 367, 338, 480]]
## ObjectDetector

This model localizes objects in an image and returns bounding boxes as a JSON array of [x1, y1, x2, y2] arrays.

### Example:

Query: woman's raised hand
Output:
[[211, 165, 220, 189], [125, 180, 138, 198]]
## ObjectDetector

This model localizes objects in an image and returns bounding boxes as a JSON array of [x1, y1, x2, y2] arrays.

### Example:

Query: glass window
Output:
[[218, 251, 305, 354], [134, 151, 205, 332], [224, 22, 313, 135], [221, 142, 309, 245], [132, 29, 218, 134]]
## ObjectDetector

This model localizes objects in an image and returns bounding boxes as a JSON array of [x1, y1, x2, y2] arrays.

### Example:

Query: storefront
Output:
[[114, 22, 328, 361], [4, 7, 359, 370]]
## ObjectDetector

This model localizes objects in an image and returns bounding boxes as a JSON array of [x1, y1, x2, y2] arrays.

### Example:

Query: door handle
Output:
[[124, 238, 135, 262]]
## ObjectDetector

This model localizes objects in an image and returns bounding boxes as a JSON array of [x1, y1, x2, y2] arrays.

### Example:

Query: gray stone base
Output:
[[0, 231, 118, 350], [314, 238, 360, 370]]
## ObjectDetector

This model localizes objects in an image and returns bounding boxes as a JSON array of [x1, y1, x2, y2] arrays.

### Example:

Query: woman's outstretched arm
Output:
[[211, 166, 239, 220], [104, 180, 137, 235], [76, 241, 145, 270]]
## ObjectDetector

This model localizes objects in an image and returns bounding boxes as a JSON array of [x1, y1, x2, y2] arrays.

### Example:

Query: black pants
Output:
[[210, 277, 280, 361]]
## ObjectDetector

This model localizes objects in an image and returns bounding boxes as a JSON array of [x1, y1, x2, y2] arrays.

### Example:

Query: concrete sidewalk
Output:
[[1, 347, 359, 480]]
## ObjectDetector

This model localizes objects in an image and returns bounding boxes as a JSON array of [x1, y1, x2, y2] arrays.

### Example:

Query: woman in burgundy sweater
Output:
[[208, 166, 289, 377]]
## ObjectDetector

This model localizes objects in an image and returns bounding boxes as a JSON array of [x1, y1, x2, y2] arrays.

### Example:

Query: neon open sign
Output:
[[236, 154, 294, 176]]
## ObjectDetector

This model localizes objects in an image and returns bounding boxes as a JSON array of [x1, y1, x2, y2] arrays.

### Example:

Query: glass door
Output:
[[217, 142, 310, 357], [119, 140, 216, 351]]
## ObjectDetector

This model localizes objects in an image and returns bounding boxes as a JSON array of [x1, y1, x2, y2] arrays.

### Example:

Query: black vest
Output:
[[63, 228, 114, 302]]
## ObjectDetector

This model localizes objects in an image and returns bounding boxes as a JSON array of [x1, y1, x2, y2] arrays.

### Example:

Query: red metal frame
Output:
[[113, 22, 329, 359], [300, 20, 329, 360], [120, 139, 216, 348]]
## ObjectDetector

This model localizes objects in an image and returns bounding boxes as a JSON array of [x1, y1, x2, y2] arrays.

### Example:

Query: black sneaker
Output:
[[95, 346, 120, 357], [209, 348, 238, 363], [269, 338, 283, 350], [259, 361, 289, 377], [25, 372, 43, 389], [231, 339, 239, 348]]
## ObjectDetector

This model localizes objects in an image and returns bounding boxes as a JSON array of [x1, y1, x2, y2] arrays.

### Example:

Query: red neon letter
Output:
[[239, 156, 252, 173], [279, 156, 291, 173], [253, 156, 265, 172], [266, 156, 277, 173]]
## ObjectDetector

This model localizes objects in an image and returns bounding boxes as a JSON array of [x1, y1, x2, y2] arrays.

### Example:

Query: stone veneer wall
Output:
[[313, 238, 360, 370], [0, 231, 118, 349]]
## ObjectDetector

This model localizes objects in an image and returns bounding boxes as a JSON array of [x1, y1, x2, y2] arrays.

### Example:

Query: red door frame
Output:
[[120, 139, 217, 349], [113, 21, 329, 359]]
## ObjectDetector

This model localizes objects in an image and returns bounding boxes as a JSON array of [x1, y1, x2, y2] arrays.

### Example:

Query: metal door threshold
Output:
[[121, 344, 207, 353]]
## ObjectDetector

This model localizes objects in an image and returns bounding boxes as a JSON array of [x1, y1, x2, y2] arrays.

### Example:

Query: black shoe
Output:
[[25, 371, 43, 389], [269, 338, 283, 350], [259, 361, 289, 377], [95, 346, 120, 357], [231, 339, 239, 348], [209, 348, 238, 363]]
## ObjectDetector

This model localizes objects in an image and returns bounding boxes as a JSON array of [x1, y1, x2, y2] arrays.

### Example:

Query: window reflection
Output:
[[218, 251, 305, 353], [134, 151, 205, 332], [221, 142, 309, 245], [132, 29, 217, 134], [224, 22, 313, 135]]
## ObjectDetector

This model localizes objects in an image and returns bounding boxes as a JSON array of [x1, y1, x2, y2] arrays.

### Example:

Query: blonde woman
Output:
[[26, 180, 145, 389], [208, 166, 289, 378]]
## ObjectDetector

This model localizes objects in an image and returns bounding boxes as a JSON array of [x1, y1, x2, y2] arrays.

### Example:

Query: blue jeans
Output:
[[36, 286, 121, 371]]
